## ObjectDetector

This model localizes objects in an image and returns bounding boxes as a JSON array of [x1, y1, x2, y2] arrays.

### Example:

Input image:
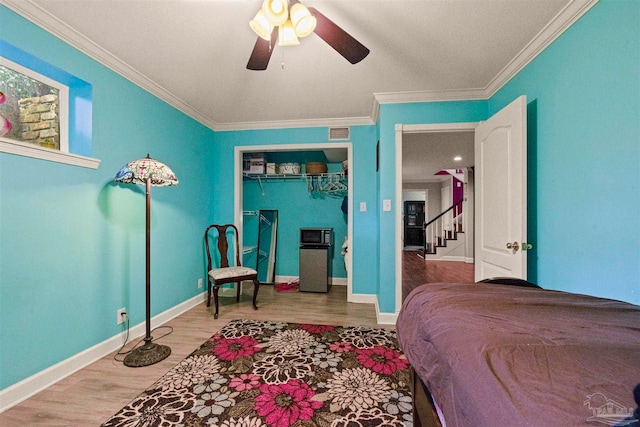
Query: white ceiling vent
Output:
[[329, 127, 350, 140]]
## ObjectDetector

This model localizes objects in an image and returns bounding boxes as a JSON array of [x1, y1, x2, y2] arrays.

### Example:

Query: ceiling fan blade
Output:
[[308, 7, 369, 64], [247, 29, 278, 71]]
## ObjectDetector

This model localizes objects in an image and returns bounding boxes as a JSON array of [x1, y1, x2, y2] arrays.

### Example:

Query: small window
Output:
[[1, 56, 69, 152], [0, 40, 98, 169]]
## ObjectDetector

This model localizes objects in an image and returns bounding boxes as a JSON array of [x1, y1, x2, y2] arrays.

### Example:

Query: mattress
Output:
[[396, 282, 640, 427]]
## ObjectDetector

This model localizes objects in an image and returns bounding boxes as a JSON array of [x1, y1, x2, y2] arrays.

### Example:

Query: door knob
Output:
[[506, 241, 520, 251], [522, 242, 533, 250]]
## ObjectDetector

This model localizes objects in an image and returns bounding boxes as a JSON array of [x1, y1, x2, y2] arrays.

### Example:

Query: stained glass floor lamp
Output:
[[114, 154, 178, 367]]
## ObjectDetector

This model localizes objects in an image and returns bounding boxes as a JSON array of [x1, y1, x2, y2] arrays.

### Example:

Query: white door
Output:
[[474, 95, 527, 281]]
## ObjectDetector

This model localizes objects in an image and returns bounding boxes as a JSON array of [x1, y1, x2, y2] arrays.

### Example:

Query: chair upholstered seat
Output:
[[209, 266, 257, 281]]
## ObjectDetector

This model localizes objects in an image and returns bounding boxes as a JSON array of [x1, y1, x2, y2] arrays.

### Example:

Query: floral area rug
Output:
[[102, 319, 413, 427]]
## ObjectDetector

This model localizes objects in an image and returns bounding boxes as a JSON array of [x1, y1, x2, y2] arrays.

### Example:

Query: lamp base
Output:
[[123, 338, 171, 367]]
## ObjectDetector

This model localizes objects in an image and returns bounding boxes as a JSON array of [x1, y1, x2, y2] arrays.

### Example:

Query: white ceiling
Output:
[[403, 131, 475, 183], [2, 0, 592, 131]]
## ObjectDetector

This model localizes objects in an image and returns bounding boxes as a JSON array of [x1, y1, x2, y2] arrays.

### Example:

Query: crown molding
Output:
[[370, 96, 380, 125], [214, 116, 374, 132], [1, 0, 219, 131], [484, 0, 599, 97], [2, 0, 598, 132], [374, 88, 486, 105]]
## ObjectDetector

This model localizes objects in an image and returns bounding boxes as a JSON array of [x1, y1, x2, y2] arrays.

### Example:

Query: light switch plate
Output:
[[383, 199, 392, 211], [360, 202, 367, 212]]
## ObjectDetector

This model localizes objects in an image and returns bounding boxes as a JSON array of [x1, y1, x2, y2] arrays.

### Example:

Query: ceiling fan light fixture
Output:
[[278, 19, 300, 46], [290, 3, 316, 38], [262, 0, 289, 26], [247, 1, 369, 70], [249, 10, 274, 40]]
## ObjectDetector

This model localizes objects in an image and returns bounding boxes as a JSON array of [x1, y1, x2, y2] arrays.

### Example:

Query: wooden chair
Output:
[[204, 224, 260, 318]]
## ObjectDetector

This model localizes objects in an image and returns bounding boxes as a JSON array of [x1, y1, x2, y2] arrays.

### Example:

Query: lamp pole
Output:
[[115, 154, 176, 367], [145, 177, 152, 344]]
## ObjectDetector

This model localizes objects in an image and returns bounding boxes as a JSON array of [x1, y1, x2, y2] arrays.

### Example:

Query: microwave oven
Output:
[[300, 227, 333, 246]]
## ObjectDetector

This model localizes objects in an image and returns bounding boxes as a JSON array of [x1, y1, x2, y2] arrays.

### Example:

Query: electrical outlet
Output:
[[198, 278, 203, 289], [117, 307, 127, 325]]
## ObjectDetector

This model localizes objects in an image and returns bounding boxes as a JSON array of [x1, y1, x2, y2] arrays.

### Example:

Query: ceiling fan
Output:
[[247, 0, 370, 71]]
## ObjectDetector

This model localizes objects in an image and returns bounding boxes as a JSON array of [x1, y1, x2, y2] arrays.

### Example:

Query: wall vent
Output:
[[329, 127, 350, 140]]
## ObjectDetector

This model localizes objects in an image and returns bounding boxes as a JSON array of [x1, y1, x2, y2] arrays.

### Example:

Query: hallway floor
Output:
[[402, 251, 474, 300]]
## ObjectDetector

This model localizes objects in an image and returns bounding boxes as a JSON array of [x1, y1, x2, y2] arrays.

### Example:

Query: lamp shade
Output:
[[290, 3, 316, 38], [249, 10, 274, 41], [114, 154, 178, 187], [278, 19, 300, 46], [262, 0, 289, 26]]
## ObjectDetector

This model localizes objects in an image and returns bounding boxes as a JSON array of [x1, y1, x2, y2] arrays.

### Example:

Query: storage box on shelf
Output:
[[243, 154, 266, 174]]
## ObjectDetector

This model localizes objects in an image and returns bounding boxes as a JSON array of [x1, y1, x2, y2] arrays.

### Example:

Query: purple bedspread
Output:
[[396, 282, 640, 427]]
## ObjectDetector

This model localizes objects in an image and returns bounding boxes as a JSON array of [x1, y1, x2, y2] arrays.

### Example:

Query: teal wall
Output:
[[243, 162, 348, 280], [212, 126, 379, 297], [490, 0, 640, 304], [0, 7, 215, 389]]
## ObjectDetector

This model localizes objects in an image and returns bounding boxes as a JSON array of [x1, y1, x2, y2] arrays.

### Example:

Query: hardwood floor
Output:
[[2, 258, 472, 426], [402, 251, 474, 300], [0, 285, 386, 426]]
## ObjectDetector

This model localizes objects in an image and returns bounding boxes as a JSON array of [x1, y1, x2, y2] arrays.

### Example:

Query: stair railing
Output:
[[423, 200, 464, 256]]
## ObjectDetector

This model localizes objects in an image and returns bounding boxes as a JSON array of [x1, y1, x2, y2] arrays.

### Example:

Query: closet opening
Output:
[[234, 143, 353, 300]]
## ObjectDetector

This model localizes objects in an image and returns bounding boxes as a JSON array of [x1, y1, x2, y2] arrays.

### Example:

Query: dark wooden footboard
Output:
[[410, 367, 443, 427]]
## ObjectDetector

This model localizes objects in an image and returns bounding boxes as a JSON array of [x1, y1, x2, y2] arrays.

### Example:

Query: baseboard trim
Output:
[[422, 255, 469, 262], [349, 293, 396, 325], [349, 293, 377, 304], [375, 299, 399, 325], [0, 291, 207, 413], [331, 277, 347, 286]]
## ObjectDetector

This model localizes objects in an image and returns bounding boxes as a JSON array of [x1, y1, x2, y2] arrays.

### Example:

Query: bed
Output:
[[396, 281, 640, 427]]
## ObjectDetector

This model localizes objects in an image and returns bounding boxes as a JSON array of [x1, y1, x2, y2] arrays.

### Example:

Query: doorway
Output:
[[395, 122, 478, 311], [234, 142, 354, 300], [396, 96, 529, 310]]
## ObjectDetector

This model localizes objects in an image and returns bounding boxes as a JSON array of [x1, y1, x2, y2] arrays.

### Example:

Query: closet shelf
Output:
[[243, 172, 348, 197], [243, 172, 346, 180]]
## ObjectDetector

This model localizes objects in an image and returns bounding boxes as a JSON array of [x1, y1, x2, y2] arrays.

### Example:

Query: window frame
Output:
[[0, 42, 99, 169]]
